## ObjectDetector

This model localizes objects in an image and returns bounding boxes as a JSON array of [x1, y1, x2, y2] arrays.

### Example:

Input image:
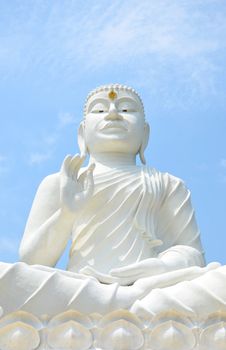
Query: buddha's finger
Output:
[[110, 265, 142, 277], [80, 266, 115, 283], [118, 276, 138, 286], [79, 266, 95, 275], [83, 164, 95, 197], [71, 161, 82, 180], [69, 154, 82, 178], [110, 258, 151, 277], [72, 155, 85, 178], [60, 155, 72, 175]]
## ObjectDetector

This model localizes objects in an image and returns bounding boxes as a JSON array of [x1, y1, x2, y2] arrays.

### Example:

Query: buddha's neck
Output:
[[89, 152, 136, 173]]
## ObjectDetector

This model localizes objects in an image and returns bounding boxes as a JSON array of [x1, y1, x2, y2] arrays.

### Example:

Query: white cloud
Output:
[[29, 152, 52, 165], [58, 112, 76, 127], [44, 134, 58, 146], [0, 0, 225, 97], [28, 111, 77, 165]]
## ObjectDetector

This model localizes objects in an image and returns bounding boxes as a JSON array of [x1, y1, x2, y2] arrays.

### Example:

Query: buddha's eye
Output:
[[119, 108, 136, 113], [118, 102, 137, 113], [91, 102, 108, 113]]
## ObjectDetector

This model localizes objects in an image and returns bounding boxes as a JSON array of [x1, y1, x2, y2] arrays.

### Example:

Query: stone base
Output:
[[1, 262, 226, 348], [0, 309, 226, 350]]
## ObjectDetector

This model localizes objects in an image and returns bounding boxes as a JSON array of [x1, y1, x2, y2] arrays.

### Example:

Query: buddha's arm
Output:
[[155, 173, 205, 268], [110, 248, 204, 286], [19, 155, 94, 266], [19, 173, 74, 266]]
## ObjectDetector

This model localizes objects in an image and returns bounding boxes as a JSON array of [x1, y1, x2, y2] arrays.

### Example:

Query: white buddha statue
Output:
[[0, 84, 225, 318], [19, 84, 204, 283]]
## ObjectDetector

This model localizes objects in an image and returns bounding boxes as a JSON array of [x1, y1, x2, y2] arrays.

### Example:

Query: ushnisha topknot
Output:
[[84, 83, 145, 117]]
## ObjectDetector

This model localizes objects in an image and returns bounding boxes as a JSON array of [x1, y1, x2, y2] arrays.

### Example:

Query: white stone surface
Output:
[[0, 309, 226, 350], [0, 84, 226, 348], [19, 84, 205, 283]]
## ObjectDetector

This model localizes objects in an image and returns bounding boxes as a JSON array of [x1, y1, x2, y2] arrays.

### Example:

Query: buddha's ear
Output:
[[78, 121, 88, 158], [139, 122, 150, 165]]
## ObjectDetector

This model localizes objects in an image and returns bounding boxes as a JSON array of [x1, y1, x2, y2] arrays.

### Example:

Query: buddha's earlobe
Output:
[[139, 122, 150, 165], [78, 121, 88, 158]]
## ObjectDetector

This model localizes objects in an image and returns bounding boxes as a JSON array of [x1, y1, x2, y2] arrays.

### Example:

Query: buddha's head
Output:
[[78, 84, 150, 164]]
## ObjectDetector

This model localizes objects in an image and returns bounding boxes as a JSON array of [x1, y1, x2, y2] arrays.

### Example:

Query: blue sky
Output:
[[0, 0, 226, 268]]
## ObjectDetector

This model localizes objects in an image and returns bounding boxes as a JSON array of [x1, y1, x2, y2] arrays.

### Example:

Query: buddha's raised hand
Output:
[[60, 154, 95, 214]]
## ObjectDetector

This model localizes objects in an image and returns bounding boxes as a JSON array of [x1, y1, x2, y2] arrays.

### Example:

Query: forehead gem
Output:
[[108, 90, 117, 100]]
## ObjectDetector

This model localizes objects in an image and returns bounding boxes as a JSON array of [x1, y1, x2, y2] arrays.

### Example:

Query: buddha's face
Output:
[[83, 89, 147, 156]]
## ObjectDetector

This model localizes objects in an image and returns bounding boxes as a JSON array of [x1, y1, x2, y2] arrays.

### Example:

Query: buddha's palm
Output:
[[60, 154, 95, 213]]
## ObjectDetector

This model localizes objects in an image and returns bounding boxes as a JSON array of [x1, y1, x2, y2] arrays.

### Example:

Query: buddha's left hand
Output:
[[110, 258, 168, 281], [79, 263, 165, 286]]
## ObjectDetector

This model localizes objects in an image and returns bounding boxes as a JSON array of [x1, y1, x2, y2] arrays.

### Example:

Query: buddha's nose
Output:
[[105, 103, 122, 120]]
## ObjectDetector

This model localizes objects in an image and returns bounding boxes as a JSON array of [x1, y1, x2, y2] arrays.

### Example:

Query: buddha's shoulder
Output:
[[36, 167, 90, 192], [146, 166, 186, 187], [36, 172, 61, 193]]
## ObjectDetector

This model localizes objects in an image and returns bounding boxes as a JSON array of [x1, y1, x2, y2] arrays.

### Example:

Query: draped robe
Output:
[[0, 166, 225, 318], [68, 165, 204, 275]]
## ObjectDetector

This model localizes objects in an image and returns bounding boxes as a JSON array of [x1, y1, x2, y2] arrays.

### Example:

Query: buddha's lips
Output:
[[98, 121, 128, 131]]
